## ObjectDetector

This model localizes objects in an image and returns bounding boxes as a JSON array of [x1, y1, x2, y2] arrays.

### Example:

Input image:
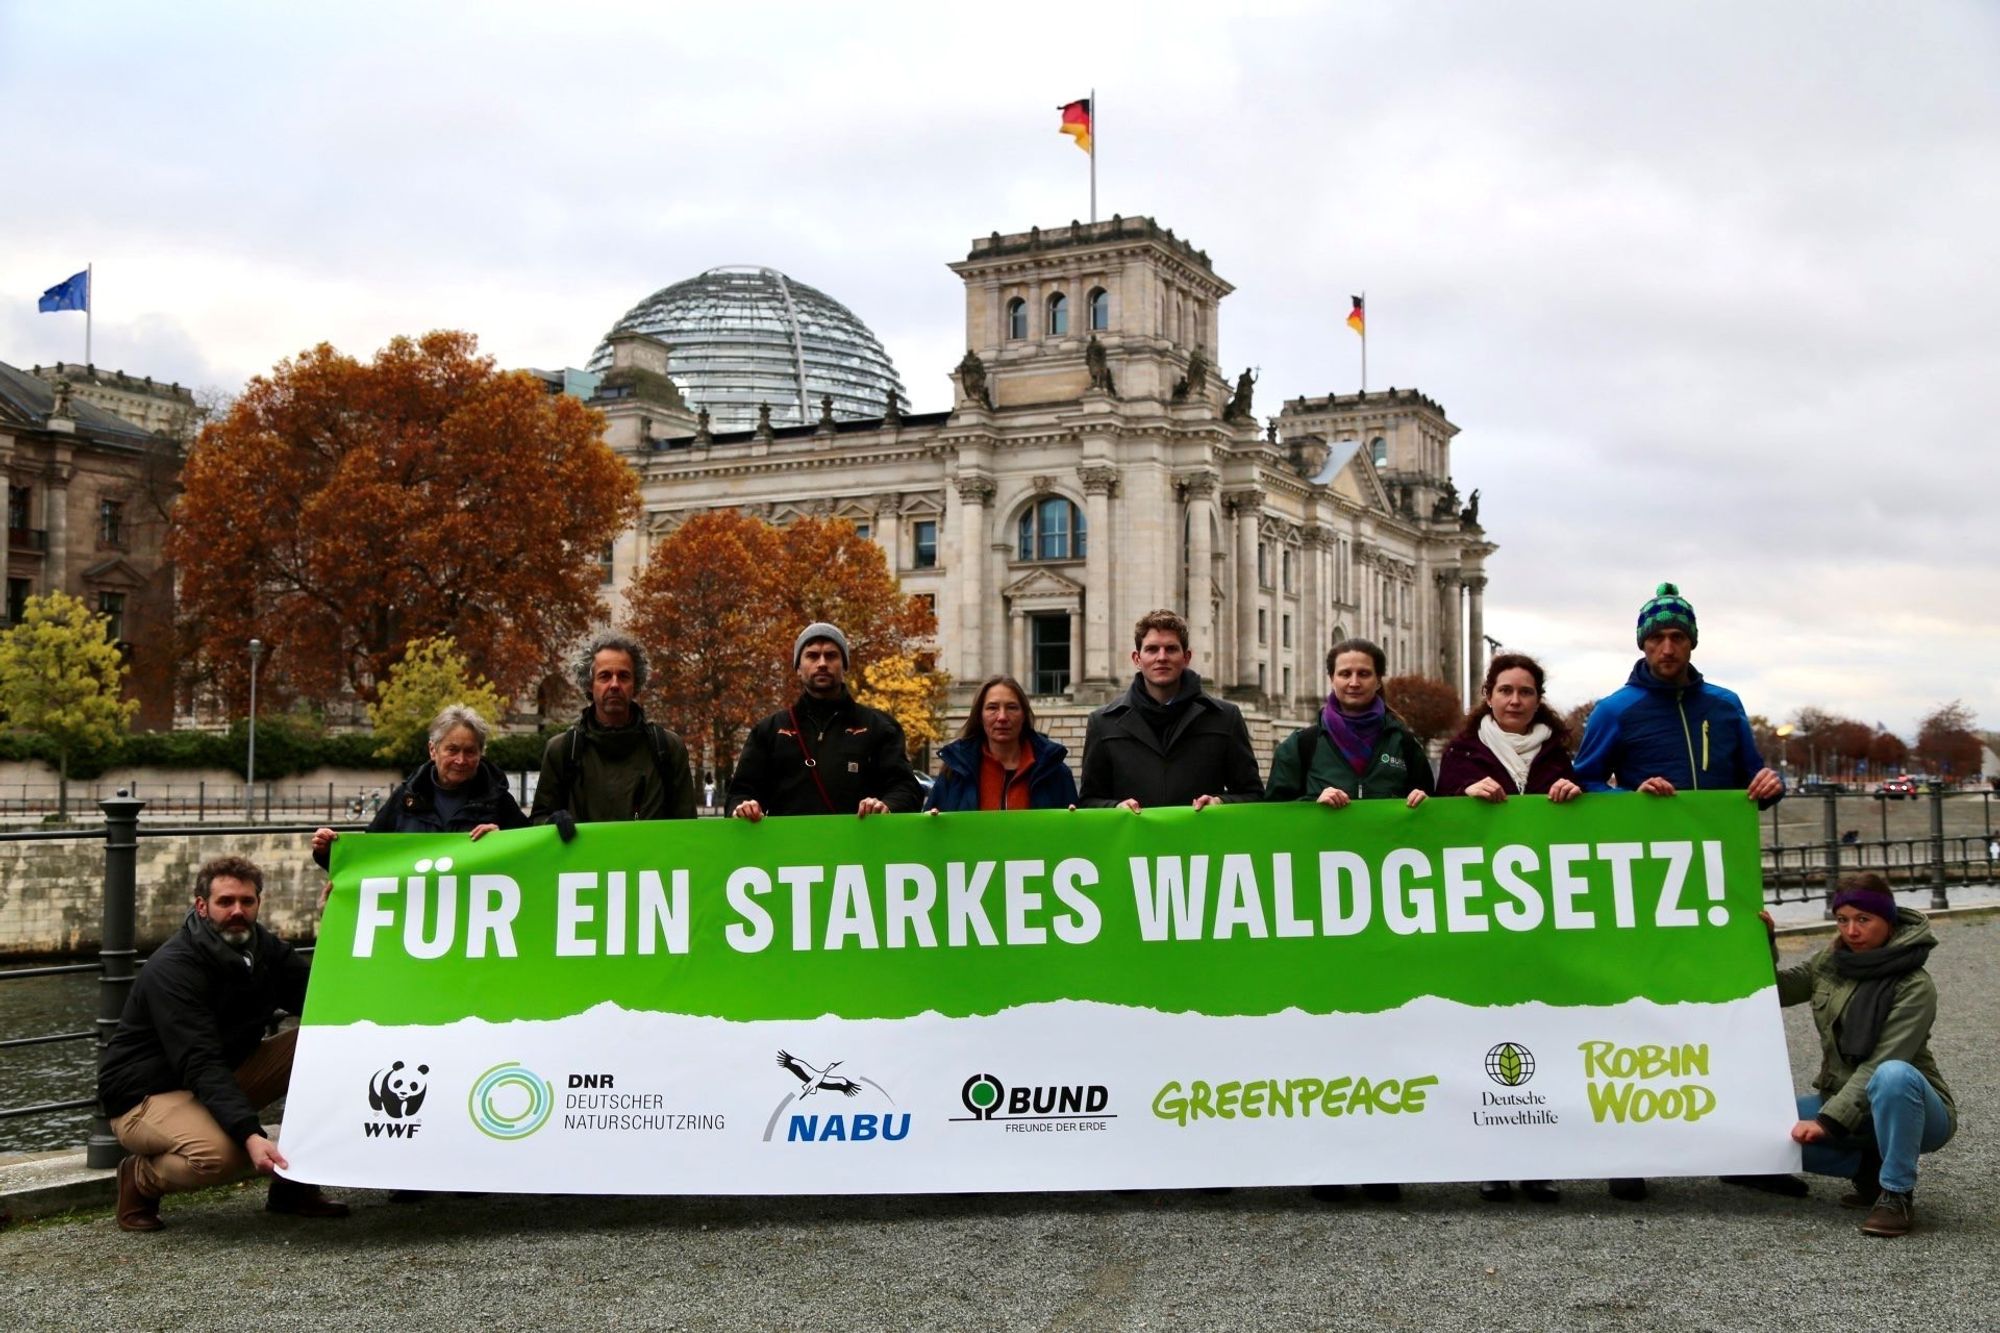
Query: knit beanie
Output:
[[1635, 582, 1698, 648], [794, 622, 850, 666], [1831, 882, 1899, 927]]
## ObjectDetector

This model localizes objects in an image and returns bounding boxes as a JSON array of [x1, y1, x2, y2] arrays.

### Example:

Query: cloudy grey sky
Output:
[[4, 1, 1993, 740]]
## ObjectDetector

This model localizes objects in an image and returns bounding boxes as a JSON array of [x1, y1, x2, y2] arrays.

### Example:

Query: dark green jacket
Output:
[[531, 705, 697, 825], [1775, 909, 1954, 1136], [1266, 710, 1435, 802]]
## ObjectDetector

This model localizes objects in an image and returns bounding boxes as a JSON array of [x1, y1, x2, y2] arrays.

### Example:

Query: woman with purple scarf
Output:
[[1268, 637, 1433, 1206], [1266, 637, 1434, 810]]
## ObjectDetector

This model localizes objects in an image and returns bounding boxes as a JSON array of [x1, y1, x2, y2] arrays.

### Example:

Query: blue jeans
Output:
[[1797, 1060, 1954, 1194]]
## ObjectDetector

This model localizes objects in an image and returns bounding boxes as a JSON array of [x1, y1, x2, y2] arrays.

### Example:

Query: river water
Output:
[[0, 971, 98, 1155]]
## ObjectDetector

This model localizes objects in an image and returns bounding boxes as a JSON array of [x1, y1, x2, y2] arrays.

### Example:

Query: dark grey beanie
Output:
[[794, 622, 850, 666]]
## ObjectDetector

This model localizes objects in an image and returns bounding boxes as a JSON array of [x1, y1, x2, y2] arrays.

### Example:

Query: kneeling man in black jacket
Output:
[[98, 854, 347, 1231]]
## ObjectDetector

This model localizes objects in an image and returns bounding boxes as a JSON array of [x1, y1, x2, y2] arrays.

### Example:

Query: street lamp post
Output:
[[246, 638, 264, 823]]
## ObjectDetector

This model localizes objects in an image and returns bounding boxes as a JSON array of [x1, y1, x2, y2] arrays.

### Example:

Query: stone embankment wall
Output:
[[0, 830, 333, 960]]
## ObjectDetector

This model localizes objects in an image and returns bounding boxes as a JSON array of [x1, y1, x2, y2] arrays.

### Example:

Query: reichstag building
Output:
[[583, 216, 1494, 756]]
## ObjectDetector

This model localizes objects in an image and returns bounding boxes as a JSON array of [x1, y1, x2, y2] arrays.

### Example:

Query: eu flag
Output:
[[38, 270, 89, 313]]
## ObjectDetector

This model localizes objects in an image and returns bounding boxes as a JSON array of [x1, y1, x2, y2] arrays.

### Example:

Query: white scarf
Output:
[[1479, 715, 1550, 794]]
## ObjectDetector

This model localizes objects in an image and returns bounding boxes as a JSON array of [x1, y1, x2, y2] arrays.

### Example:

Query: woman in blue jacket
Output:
[[925, 676, 1078, 812]]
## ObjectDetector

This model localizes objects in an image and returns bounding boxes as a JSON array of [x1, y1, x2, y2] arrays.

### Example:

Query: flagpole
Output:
[[1089, 87, 1097, 224], [1359, 289, 1366, 394], [85, 263, 92, 365]]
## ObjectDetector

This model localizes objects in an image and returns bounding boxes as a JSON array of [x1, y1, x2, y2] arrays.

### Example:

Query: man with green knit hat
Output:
[[1573, 580, 1784, 1203]]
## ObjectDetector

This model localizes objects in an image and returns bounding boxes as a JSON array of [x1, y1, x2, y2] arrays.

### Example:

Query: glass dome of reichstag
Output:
[[587, 266, 908, 433]]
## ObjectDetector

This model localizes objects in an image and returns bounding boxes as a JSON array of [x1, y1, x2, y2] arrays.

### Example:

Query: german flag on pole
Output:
[[1058, 98, 1093, 154], [1346, 294, 1366, 336]]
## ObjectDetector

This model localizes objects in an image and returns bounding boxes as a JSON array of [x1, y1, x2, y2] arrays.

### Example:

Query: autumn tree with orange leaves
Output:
[[626, 511, 936, 776], [167, 332, 639, 711], [1383, 673, 1464, 744]]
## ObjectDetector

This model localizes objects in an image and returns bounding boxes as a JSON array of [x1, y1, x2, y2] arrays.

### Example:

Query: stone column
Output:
[[0, 461, 12, 620], [1067, 607, 1082, 693], [1012, 609, 1029, 683], [954, 476, 995, 681], [1229, 489, 1262, 690], [1079, 466, 1119, 684], [1435, 571, 1462, 702], [1180, 473, 1217, 662], [1302, 526, 1331, 699], [1466, 576, 1487, 702], [45, 464, 72, 591], [876, 495, 903, 570]]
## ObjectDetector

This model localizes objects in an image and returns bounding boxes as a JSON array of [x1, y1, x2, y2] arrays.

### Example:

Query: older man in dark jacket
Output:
[[1079, 608, 1263, 810], [98, 855, 347, 1231]]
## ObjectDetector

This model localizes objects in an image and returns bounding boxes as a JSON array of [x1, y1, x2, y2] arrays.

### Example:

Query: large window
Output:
[[1006, 298, 1027, 340], [7, 487, 28, 533], [1370, 436, 1389, 468], [1088, 287, 1110, 331], [5, 579, 27, 625], [913, 519, 938, 569], [1046, 292, 1069, 336], [99, 499, 125, 548], [1031, 614, 1071, 695], [1017, 496, 1085, 561]]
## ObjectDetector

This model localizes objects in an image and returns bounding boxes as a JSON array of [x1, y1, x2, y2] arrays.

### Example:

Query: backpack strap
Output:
[[784, 707, 841, 814]]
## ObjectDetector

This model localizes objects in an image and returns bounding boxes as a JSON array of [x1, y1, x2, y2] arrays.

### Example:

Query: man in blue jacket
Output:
[[1573, 581, 1784, 1204], [1573, 581, 1784, 805]]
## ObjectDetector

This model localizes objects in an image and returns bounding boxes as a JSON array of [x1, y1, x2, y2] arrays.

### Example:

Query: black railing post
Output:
[[87, 790, 147, 1168], [1821, 791, 1840, 918], [1930, 785, 1950, 911]]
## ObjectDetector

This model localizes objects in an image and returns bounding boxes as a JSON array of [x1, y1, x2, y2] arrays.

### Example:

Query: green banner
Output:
[[314, 791, 1768, 1027]]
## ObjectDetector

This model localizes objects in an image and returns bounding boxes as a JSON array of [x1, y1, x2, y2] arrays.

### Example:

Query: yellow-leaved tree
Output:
[[0, 591, 139, 818], [365, 635, 510, 763], [854, 652, 951, 762]]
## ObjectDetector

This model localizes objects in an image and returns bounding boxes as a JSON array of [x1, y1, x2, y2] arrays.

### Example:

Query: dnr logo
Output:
[[954, 1074, 1112, 1123], [362, 1059, 429, 1139], [762, 1049, 910, 1144]]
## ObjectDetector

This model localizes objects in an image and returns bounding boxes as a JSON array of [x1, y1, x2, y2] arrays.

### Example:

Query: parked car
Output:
[[1873, 776, 1917, 800], [1801, 779, 1848, 795]]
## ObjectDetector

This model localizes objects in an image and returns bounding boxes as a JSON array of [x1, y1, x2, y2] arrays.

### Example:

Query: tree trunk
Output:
[[57, 748, 69, 821]]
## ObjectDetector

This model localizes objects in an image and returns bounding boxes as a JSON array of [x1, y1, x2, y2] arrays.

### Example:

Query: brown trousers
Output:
[[110, 1026, 296, 1196]]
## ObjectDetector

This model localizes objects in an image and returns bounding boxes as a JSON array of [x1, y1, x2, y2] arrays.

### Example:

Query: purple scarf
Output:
[[1320, 694, 1386, 774]]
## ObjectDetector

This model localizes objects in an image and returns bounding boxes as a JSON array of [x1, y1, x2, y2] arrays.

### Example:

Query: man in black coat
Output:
[[98, 855, 347, 1231], [1079, 608, 1264, 810], [728, 622, 923, 819]]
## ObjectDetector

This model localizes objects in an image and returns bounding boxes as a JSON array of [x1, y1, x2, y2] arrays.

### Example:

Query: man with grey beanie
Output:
[[726, 622, 923, 820]]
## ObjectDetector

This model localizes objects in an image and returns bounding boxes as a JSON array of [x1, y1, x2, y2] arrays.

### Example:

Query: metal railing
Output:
[[0, 773, 541, 822], [0, 798, 337, 1165]]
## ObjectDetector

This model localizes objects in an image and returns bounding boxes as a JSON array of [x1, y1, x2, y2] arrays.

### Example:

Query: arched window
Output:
[[1017, 496, 1087, 561], [1369, 436, 1389, 468], [1046, 292, 1069, 336], [1088, 287, 1110, 331], [1006, 297, 1027, 340]]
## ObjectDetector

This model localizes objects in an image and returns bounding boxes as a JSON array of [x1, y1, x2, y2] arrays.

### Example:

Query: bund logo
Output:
[[764, 1049, 908, 1144], [956, 1073, 1111, 1124], [368, 1060, 430, 1119], [467, 1062, 555, 1141], [1485, 1042, 1537, 1088]]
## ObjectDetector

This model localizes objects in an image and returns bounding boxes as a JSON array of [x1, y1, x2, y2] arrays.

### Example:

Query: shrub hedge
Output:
[[0, 720, 565, 781]]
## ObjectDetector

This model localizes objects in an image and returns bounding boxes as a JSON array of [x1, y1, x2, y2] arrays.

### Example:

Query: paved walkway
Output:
[[3, 916, 1995, 1332]]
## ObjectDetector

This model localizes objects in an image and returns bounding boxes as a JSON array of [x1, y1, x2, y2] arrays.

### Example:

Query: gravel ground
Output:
[[4, 916, 1994, 1333]]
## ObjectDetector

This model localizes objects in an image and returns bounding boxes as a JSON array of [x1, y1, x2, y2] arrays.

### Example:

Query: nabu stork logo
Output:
[[763, 1049, 909, 1144]]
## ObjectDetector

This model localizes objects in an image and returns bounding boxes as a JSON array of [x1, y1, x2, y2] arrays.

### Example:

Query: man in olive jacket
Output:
[[1078, 609, 1263, 810], [728, 622, 923, 819], [532, 631, 697, 835]]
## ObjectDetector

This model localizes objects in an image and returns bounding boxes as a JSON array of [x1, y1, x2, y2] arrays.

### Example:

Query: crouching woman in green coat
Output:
[[1775, 873, 1955, 1238]]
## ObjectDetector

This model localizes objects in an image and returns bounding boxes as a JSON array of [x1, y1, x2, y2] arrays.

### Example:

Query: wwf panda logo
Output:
[[368, 1061, 431, 1119]]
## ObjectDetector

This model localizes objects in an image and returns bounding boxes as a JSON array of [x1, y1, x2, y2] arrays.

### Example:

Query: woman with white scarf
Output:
[[1436, 652, 1581, 1204]]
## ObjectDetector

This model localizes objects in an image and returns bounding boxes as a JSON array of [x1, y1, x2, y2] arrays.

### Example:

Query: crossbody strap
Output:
[[785, 707, 841, 814]]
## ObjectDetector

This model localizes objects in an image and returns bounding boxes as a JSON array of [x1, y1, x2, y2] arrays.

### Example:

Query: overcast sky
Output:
[[3, 1, 1993, 742]]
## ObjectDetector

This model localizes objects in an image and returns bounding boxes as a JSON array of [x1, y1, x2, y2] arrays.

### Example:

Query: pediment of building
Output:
[[1001, 567, 1085, 600]]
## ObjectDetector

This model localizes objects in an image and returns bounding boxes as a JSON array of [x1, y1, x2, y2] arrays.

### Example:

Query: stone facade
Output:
[[29, 363, 201, 440], [591, 216, 1493, 761], [0, 362, 182, 727]]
